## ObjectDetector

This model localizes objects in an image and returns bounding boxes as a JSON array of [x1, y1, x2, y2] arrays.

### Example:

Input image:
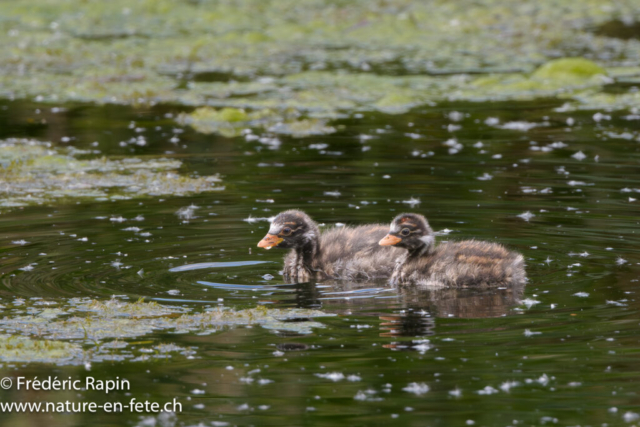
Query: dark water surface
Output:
[[1, 96, 640, 426]]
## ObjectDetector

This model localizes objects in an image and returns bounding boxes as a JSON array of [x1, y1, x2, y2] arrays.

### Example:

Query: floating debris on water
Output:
[[0, 1, 639, 129], [402, 383, 430, 395], [0, 139, 222, 208], [607, 300, 627, 307], [315, 372, 345, 382], [525, 374, 551, 386], [449, 389, 462, 398], [402, 197, 421, 208], [0, 298, 332, 364], [498, 121, 540, 131], [571, 151, 587, 161], [0, 334, 83, 364], [517, 211, 535, 222], [243, 215, 275, 224], [522, 298, 541, 309], [177, 107, 336, 138], [499, 381, 520, 393], [176, 205, 200, 221], [476, 386, 499, 395]]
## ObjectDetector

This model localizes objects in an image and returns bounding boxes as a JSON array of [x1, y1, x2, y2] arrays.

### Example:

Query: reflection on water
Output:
[[380, 311, 436, 338], [400, 285, 526, 319], [169, 260, 271, 272], [0, 97, 639, 426]]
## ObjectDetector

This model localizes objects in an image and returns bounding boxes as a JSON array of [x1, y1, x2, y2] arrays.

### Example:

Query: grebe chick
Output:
[[379, 213, 526, 288], [257, 210, 404, 283]]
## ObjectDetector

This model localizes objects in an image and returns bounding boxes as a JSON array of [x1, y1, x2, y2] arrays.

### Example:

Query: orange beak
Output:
[[379, 234, 402, 246], [257, 234, 283, 249]]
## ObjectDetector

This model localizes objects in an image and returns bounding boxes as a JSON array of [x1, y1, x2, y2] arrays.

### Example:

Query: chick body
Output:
[[391, 239, 525, 288], [258, 210, 403, 282], [381, 213, 526, 288]]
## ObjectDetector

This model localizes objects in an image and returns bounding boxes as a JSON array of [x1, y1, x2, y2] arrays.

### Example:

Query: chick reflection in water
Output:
[[381, 284, 526, 351]]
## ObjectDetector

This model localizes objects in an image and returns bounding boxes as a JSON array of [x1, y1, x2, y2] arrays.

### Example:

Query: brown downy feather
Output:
[[381, 213, 526, 288], [258, 210, 404, 282]]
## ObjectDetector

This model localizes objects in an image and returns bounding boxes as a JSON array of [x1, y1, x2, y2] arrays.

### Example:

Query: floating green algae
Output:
[[0, 297, 332, 364], [0, 138, 222, 208], [187, 71, 458, 116], [0, 334, 83, 364], [531, 58, 607, 82], [452, 58, 613, 102], [183, 62, 639, 118], [177, 106, 336, 137], [1, 0, 640, 118], [561, 90, 640, 112]]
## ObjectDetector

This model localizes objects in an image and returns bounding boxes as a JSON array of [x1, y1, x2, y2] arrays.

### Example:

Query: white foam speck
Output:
[[521, 298, 540, 309], [315, 372, 345, 382], [476, 386, 499, 395], [402, 382, 429, 395], [449, 388, 462, 397], [571, 151, 587, 161], [176, 205, 199, 221], [499, 121, 539, 131], [517, 211, 535, 222], [402, 197, 421, 207], [354, 391, 368, 401], [243, 215, 275, 224], [500, 381, 520, 392]]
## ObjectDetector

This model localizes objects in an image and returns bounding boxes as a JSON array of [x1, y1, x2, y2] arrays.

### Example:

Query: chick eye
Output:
[[400, 228, 411, 236], [281, 227, 292, 236]]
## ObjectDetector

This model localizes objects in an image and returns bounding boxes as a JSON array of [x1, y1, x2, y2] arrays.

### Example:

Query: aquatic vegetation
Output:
[[0, 334, 82, 363], [452, 58, 619, 103], [1, 0, 640, 123], [531, 58, 607, 82], [0, 138, 222, 208], [177, 106, 336, 137], [558, 90, 640, 112], [0, 297, 331, 364]]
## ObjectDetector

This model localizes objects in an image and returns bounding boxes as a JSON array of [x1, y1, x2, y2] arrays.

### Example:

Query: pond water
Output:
[[1, 94, 639, 426]]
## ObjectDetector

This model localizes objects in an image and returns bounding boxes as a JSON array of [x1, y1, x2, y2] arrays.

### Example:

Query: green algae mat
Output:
[[2, 1, 640, 126]]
